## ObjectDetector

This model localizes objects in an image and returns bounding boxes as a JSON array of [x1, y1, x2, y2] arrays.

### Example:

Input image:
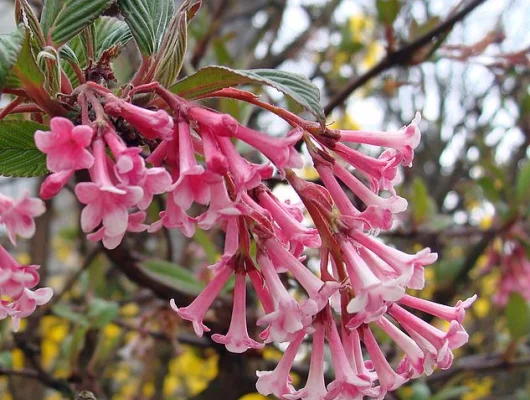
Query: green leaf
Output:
[[53, 304, 90, 327], [12, 30, 45, 87], [139, 259, 204, 296], [506, 292, 530, 340], [117, 0, 174, 55], [411, 177, 429, 225], [516, 160, 530, 204], [0, 120, 48, 177], [43, 0, 116, 47], [95, 17, 133, 59], [0, 27, 24, 92], [194, 229, 218, 264], [376, 0, 401, 25], [171, 66, 325, 124], [87, 298, 119, 328], [15, 0, 46, 48], [153, 1, 196, 87], [477, 176, 501, 203], [430, 386, 470, 400]]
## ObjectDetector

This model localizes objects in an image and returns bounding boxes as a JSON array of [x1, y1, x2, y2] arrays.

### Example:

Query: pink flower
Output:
[[349, 230, 438, 290], [337, 113, 421, 167], [75, 139, 143, 238], [375, 317, 424, 378], [87, 211, 149, 249], [197, 177, 242, 230], [104, 96, 174, 141], [256, 330, 305, 398], [0, 192, 45, 245], [222, 122, 304, 172], [257, 187, 321, 251], [341, 239, 407, 323], [104, 130, 146, 186], [170, 262, 233, 337], [0, 245, 52, 331], [137, 167, 172, 210], [285, 319, 328, 400], [169, 118, 211, 210], [361, 325, 408, 397], [216, 136, 273, 192], [325, 315, 373, 400], [149, 193, 196, 237], [398, 294, 477, 324], [40, 170, 74, 200], [333, 145, 400, 193], [212, 271, 264, 353], [34, 117, 94, 172], [265, 238, 340, 314], [256, 252, 308, 343]]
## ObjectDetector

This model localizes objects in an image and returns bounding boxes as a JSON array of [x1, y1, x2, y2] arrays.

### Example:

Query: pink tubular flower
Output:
[[256, 330, 305, 398], [256, 252, 308, 343], [137, 167, 172, 210], [75, 139, 143, 238], [265, 238, 340, 314], [170, 262, 233, 337], [87, 211, 149, 249], [0, 245, 52, 331], [349, 229, 437, 290], [361, 325, 408, 397], [104, 130, 146, 186], [257, 187, 321, 251], [34, 117, 94, 172], [337, 113, 421, 167], [197, 177, 242, 230], [284, 319, 328, 400], [104, 96, 174, 141], [0, 192, 45, 245], [216, 136, 273, 192], [333, 145, 400, 193], [212, 271, 264, 353], [40, 170, 75, 200], [341, 239, 407, 323], [325, 315, 373, 400], [169, 118, 211, 210]]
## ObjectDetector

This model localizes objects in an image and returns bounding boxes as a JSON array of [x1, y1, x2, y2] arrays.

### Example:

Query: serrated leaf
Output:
[[171, 66, 325, 124], [506, 292, 530, 340], [87, 298, 119, 328], [95, 17, 133, 59], [153, 2, 193, 87], [43, 0, 115, 47], [376, 0, 401, 24], [139, 259, 204, 296], [0, 27, 24, 92], [0, 120, 48, 177], [117, 0, 174, 56], [516, 160, 530, 204], [15, 0, 45, 48]]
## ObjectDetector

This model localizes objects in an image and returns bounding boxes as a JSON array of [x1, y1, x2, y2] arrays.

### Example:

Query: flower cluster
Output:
[[35, 83, 475, 398], [0, 192, 52, 330]]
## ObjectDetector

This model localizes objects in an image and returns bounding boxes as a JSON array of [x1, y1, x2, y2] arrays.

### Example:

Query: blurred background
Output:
[[0, 0, 529, 399]]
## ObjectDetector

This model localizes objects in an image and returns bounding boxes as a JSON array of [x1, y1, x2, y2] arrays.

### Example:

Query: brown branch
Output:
[[324, 0, 489, 115]]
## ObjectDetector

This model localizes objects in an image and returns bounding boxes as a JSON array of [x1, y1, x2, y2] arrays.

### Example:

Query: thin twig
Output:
[[324, 0, 489, 115]]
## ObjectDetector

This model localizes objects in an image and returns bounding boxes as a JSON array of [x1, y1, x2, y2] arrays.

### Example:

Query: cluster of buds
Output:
[[35, 82, 475, 398], [0, 192, 52, 330]]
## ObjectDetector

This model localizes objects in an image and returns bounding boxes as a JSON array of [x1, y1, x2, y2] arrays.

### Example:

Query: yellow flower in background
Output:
[[239, 394, 268, 400], [462, 377, 494, 400], [348, 14, 375, 43]]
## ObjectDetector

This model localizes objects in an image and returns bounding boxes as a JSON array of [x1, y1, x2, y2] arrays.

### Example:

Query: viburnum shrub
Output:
[[0, 0, 476, 398]]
